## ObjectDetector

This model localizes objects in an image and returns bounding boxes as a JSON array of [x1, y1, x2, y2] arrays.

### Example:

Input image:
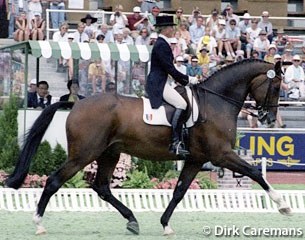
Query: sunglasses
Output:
[[176, 11, 183, 13], [230, 23, 236, 25]]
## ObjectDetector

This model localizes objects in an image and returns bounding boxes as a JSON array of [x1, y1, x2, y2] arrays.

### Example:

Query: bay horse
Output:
[[6, 59, 291, 236]]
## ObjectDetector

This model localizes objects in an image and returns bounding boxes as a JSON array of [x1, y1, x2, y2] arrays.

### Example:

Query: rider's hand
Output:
[[189, 76, 200, 85]]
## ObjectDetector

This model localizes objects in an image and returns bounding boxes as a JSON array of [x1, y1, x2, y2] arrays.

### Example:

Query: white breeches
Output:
[[163, 81, 187, 110]]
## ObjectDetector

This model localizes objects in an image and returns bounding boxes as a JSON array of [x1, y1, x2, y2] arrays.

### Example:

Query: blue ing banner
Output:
[[237, 132, 305, 171]]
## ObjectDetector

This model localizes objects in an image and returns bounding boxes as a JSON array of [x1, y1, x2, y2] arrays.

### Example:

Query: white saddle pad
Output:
[[142, 86, 199, 128]]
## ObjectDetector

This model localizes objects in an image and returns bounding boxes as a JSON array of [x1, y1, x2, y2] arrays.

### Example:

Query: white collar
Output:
[[159, 34, 171, 46]]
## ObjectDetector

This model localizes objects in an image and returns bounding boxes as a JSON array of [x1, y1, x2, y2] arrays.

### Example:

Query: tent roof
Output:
[[29, 41, 152, 62]]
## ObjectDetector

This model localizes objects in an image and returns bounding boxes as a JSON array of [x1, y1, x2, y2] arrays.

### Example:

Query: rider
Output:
[[145, 15, 199, 157]]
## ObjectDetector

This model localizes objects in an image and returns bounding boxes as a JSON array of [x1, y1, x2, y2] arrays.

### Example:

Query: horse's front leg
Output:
[[161, 160, 202, 236], [215, 150, 292, 216]]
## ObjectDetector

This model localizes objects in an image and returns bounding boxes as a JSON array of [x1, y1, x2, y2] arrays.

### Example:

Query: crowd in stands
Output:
[[3, 1, 305, 126]]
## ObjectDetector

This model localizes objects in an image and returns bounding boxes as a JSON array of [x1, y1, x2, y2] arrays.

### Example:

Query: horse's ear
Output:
[[274, 61, 282, 76]]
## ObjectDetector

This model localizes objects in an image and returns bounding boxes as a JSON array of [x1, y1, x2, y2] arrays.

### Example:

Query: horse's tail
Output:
[[6, 101, 74, 189]]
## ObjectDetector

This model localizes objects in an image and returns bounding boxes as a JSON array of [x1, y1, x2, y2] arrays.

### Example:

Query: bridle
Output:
[[198, 69, 279, 123]]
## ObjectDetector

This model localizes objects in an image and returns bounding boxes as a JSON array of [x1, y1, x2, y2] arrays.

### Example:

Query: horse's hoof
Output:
[[163, 225, 175, 236], [279, 207, 293, 216], [35, 225, 47, 235], [127, 221, 139, 235]]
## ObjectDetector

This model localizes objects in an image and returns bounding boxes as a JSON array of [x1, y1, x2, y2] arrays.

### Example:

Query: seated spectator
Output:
[[149, 32, 158, 45], [264, 44, 277, 63], [188, 7, 201, 26], [239, 96, 259, 128], [174, 55, 187, 74], [189, 16, 205, 52], [174, 7, 188, 26], [245, 18, 261, 58], [135, 28, 150, 45], [224, 19, 241, 57], [134, 16, 154, 34], [96, 34, 105, 43], [221, 55, 235, 67], [274, 28, 289, 55], [14, 12, 30, 42], [238, 13, 252, 48], [258, 11, 274, 43], [73, 22, 89, 43], [88, 59, 106, 94], [251, 50, 260, 59], [122, 28, 134, 45], [28, 78, 37, 93], [52, 22, 69, 42], [253, 30, 270, 59], [206, 9, 220, 31], [197, 27, 217, 56], [197, 46, 210, 66], [212, 19, 226, 58], [284, 55, 305, 100], [235, 50, 245, 62], [223, 4, 240, 26], [27, 80, 52, 109], [201, 64, 210, 81], [30, 12, 45, 40], [186, 56, 203, 77], [282, 47, 294, 63], [139, 0, 159, 13], [148, 6, 160, 26], [59, 80, 85, 103], [127, 6, 143, 31], [170, 37, 182, 59], [109, 4, 128, 29], [81, 14, 98, 41], [94, 23, 114, 43]]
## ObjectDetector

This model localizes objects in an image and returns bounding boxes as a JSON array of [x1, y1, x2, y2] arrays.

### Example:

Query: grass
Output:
[[0, 211, 304, 240]]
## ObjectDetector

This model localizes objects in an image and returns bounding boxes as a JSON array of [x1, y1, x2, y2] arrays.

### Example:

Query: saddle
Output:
[[142, 85, 199, 128]]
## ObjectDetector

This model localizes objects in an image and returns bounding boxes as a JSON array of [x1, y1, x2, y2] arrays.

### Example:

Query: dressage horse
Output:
[[6, 59, 291, 236]]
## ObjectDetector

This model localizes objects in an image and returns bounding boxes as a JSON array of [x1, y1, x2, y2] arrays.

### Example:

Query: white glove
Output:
[[189, 76, 199, 85]]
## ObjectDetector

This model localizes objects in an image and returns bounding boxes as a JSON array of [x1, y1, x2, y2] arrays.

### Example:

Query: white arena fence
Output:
[[0, 188, 305, 213]]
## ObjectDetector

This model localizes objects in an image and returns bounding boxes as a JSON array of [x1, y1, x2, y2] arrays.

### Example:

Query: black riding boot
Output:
[[169, 108, 190, 156]]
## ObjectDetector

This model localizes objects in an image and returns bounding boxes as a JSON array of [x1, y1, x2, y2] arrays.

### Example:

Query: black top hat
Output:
[[81, 14, 97, 23], [154, 16, 176, 27]]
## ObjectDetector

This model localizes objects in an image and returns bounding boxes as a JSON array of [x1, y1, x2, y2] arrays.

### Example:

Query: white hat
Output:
[[274, 54, 281, 59], [262, 11, 269, 17], [218, 19, 226, 25], [170, 38, 178, 44], [176, 56, 184, 62], [150, 32, 158, 39], [243, 13, 251, 19], [268, 44, 277, 50], [30, 78, 37, 85], [133, 6, 141, 12], [293, 55, 301, 61], [68, 33, 74, 39]]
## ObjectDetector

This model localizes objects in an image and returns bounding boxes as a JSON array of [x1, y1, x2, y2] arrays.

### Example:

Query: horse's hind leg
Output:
[[216, 150, 292, 215], [33, 158, 90, 235], [92, 144, 139, 235], [161, 161, 202, 236]]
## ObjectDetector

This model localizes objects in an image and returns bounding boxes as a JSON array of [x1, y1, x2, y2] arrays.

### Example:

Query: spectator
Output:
[[27, 80, 52, 109], [73, 22, 89, 43], [28, 78, 37, 93], [28, 0, 42, 24], [52, 22, 69, 42], [212, 19, 226, 58], [201, 64, 210, 81], [274, 28, 289, 55], [223, 4, 240, 26], [30, 12, 45, 40], [134, 16, 154, 34], [174, 31, 188, 55], [148, 6, 160, 26], [59, 79, 85, 103], [174, 7, 187, 26], [245, 18, 261, 58], [88, 59, 106, 94], [109, 4, 128, 29], [189, 15, 205, 51], [206, 9, 220, 30], [178, 21, 192, 53], [284, 55, 305, 100], [253, 29, 270, 59], [258, 11, 274, 43], [239, 95, 259, 128], [48, 0, 66, 30], [138, 0, 160, 13], [197, 46, 210, 66], [264, 44, 277, 63], [188, 7, 201, 26], [135, 27, 150, 45], [122, 28, 134, 45], [96, 34, 105, 43], [251, 50, 260, 59], [282, 47, 294, 64], [197, 27, 217, 56], [131, 61, 145, 95], [239, 13, 252, 48], [148, 31, 158, 45], [222, 55, 235, 67], [186, 56, 202, 77], [14, 11, 30, 41], [127, 6, 143, 31], [174, 55, 187, 74], [224, 19, 241, 57], [81, 14, 98, 41], [235, 50, 245, 62], [95, 23, 114, 43], [8, 0, 20, 39]]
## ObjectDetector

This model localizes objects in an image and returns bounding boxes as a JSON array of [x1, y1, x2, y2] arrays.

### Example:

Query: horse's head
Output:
[[249, 61, 282, 127]]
